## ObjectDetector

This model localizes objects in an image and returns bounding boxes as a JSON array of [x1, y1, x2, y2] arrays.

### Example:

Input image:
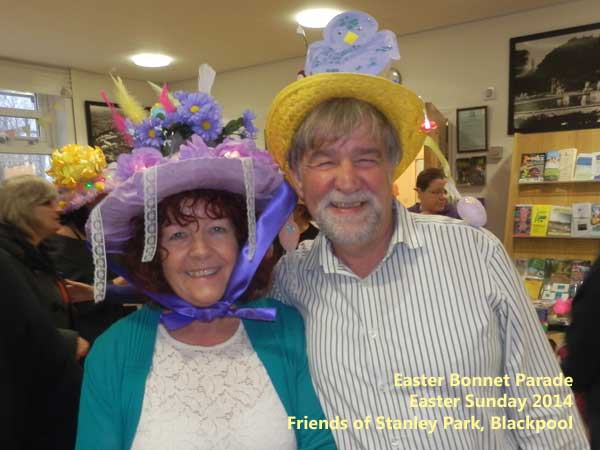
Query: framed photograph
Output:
[[508, 22, 600, 134], [455, 156, 486, 186], [85, 101, 131, 163], [456, 106, 487, 152]]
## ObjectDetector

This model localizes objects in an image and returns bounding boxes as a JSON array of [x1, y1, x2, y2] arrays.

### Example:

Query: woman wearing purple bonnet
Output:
[[75, 76, 336, 450]]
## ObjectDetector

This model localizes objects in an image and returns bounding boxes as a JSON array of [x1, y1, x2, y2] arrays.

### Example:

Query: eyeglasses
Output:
[[424, 189, 448, 197]]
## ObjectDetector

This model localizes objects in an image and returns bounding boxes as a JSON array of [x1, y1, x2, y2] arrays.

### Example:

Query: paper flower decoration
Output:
[[47, 144, 107, 189], [305, 11, 400, 75], [47, 144, 115, 213]]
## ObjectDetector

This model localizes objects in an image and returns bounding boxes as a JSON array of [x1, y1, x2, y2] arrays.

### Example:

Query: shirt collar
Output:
[[304, 200, 424, 273]]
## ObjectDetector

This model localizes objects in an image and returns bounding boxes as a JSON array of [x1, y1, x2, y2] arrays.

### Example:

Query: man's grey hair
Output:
[[288, 97, 402, 172]]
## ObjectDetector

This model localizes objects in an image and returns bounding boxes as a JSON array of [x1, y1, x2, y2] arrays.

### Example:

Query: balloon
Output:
[[457, 196, 487, 227], [553, 298, 572, 315]]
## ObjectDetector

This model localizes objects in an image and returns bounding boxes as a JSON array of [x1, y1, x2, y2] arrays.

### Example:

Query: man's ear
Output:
[[288, 169, 304, 200]]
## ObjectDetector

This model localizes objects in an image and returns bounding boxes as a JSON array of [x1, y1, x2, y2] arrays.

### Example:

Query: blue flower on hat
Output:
[[242, 109, 258, 138], [178, 93, 223, 143], [134, 117, 164, 149]]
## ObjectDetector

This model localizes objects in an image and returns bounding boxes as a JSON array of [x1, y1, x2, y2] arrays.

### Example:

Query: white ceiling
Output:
[[3, 0, 572, 82]]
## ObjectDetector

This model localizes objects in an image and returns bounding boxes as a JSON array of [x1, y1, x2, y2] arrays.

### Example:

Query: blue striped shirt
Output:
[[271, 202, 589, 450]]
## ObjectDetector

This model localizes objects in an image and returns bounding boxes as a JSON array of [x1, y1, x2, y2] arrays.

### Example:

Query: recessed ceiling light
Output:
[[130, 53, 173, 68], [295, 8, 341, 28]]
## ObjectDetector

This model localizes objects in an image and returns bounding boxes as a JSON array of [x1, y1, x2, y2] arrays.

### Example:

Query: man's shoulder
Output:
[[411, 213, 501, 248]]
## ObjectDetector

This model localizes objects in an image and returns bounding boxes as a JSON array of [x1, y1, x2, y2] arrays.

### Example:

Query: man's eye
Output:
[[312, 160, 334, 168], [355, 158, 377, 167]]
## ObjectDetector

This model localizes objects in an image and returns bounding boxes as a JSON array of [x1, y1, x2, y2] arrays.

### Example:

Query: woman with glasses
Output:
[[408, 167, 461, 218]]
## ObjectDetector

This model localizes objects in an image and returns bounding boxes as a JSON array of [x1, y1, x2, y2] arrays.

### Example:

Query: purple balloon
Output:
[[457, 196, 487, 227]]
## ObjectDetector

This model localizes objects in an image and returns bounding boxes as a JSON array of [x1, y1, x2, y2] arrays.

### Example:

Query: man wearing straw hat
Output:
[[266, 10, 589, 450]]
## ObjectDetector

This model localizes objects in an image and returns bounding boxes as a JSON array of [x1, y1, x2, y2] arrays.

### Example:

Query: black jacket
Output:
[[0, 224, 82, 449], [564, 256, 600, 448], [0, 224, 78, 354]]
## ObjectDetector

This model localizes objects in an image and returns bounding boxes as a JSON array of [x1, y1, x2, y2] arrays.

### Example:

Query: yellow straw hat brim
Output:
[[265, 72, 425, 179]]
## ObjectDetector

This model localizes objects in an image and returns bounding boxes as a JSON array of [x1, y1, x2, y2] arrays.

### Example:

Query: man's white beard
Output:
[[314, 190, 382, 246]]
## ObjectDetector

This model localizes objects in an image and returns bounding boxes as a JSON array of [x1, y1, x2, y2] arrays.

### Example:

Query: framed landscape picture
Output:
[[508, 22, 600, 134], [84, 101, 131, 163]]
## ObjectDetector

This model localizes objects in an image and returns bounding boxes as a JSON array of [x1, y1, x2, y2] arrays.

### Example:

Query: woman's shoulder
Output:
[[92, 305, 160, 351], [243, 297, 305, 341]]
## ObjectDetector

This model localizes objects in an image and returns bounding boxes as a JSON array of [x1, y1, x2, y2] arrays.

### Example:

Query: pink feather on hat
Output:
[[100, 91, 133, 145]]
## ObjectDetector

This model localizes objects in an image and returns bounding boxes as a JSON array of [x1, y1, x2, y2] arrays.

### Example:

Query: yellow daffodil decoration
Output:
[[47, 144, 112, 213], [47, 144, 107, 190]]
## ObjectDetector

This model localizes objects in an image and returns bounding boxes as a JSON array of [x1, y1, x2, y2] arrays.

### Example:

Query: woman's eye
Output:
[[210, 225, 227, 234], [168, 231, 187, 241]]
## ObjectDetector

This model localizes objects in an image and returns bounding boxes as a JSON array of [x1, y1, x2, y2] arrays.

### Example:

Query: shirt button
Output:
[[368, 329, 378, 339], [378, 381, 388, 392], [391, 439, 401, 447]]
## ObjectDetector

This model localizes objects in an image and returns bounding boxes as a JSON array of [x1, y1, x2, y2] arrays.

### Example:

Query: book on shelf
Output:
[[594, 152, 600, 180], [515, 258, 592, 301], [530, 204, 552, 236], [573, 154, 594, 180], [513, 204, 532, 236], [519, 153, 546, 183], [592, 204, 600, 235], [558, 148, 577, 181], [543, 150, 560, 181], [547, 206, 572, 237], [570, 259, 592, 297], [571, 202, 592, 236]]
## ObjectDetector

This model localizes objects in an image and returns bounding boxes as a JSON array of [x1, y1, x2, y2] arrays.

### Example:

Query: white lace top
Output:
[[130, 323, 297, 450]]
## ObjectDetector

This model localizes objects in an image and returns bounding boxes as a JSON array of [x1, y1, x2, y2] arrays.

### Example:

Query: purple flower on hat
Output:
[[178, 93, 223, 143], [133, 117, 164, 149], [242, 109, 258, 138], [173, 91, 190, 104], [179, 134, 215, 160], [215, 138, 277, 167], [116, 147, 165, 181]]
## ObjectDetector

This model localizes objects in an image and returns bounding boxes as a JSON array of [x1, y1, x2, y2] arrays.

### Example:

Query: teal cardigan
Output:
[[76, 299, 337, 449]]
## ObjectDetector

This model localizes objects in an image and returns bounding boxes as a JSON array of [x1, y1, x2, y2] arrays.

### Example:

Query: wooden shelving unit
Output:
[[503, 129, 600, 262]]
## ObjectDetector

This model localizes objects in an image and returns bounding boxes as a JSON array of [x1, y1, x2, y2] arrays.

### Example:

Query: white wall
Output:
[[172, 0, 600, 240], [70, 69, 158, 145]]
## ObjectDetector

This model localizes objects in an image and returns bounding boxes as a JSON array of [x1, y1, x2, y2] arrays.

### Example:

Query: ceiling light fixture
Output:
[[295, 8, 341, 28], [130, 53, 173, 68]]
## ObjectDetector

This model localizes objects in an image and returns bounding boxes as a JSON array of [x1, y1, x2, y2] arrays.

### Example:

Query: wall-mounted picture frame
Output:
[[456, 155, 486, 186], [457, 106, 487, 153], [85, 101, 131, 163], [508, 22, 600, 134]]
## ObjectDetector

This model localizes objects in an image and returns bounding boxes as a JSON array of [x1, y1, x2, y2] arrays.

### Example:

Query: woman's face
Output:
[[160, 199, 239, 308], [417, 178, 449, 214], [31, 198, 61, 241]]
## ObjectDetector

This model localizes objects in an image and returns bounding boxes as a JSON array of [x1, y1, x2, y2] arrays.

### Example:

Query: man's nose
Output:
[[333, 160, 361, 193]]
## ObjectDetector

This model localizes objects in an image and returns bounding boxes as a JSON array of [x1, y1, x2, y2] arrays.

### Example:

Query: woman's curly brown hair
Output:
[[124, 189, 276, 302]]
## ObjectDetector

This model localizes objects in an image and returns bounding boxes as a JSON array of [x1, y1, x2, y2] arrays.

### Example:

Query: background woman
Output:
[[408, 167, 461, 218], [0, 174, 83, 449]]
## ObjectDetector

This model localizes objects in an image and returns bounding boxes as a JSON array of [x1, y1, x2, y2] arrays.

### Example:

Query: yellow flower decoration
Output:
[[47, 144, 107, 189]]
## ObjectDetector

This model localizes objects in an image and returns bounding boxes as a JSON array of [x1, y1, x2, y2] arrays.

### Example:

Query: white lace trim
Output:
[[130, 324, 297, 450], [241, 157, 256, 260], [90, 206, 107, 303], [141, 165, 158, 262]]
